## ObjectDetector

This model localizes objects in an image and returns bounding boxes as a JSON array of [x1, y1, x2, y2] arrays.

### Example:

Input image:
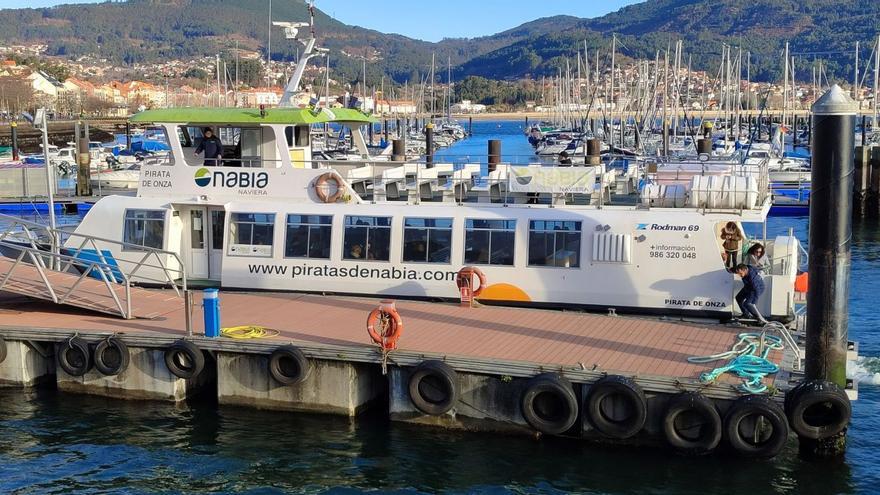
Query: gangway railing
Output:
[[0, 212, 188, 320]]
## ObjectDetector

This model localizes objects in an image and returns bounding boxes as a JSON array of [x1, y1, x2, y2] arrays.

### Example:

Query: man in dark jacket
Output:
[[195, 127, 223, 166], [734, 263, 767, 324]]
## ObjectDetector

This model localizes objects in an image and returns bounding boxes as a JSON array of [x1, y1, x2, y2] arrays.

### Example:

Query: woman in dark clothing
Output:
[[195, 127, 224, 166]]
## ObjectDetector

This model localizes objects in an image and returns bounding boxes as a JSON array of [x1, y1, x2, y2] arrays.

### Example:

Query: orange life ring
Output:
[[795, 272, 809, 293], [367, 304, 403, 350], [315, 172, 344, 203], [457, 266, 487, 297]]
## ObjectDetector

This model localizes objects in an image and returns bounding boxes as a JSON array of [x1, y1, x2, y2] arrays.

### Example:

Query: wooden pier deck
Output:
[[0, 289, 784, 398]]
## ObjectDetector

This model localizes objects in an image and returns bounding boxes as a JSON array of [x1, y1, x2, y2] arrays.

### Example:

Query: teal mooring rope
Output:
[[687, 332, 784, 393]]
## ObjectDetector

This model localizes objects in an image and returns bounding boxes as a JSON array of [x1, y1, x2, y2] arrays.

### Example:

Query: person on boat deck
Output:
[[734, 263, 768, 325], [195, 127, 224, 166], [721, 221, 743, 269], [558, 151, 572, 166], [746, 243, 771, 273]]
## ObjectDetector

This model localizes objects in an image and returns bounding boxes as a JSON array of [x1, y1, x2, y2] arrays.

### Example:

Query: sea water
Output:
[[0, 121, 877, 494]]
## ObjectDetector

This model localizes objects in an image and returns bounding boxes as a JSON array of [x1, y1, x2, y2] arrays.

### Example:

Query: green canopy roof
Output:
[[129, 107, 377, 125]]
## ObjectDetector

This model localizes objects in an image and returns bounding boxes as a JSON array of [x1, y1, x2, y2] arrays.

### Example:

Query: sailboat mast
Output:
[[854, 41, 860, 100], [610, 34, 616, 148], [875, 34, 879, 126], [782, 42, 789, 150]]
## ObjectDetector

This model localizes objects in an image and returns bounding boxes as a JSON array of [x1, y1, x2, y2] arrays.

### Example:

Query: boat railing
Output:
[[0, 212, 187, 298]]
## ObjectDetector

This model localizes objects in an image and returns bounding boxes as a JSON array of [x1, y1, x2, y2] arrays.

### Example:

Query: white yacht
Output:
[[64, 107, 803, 321]]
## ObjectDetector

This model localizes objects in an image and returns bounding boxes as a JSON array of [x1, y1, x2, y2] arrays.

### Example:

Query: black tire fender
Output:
[[584, 374, 648, 439], [164, 339, 205, 379], [408, 360, 459, 415], [785, 379, 851, 440], [0, 337, 6, 365], [723, 394, 789, 458], [57, 337, 92, 377], [521, 373, 579, 435], [268, 345, 311, 385], [94, 336, 131, 376], [662, 392, 722, 455]]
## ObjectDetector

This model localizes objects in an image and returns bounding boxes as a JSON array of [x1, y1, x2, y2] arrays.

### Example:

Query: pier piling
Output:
[[803, 85, 856, 457], [392, 139, 405, 162], [488, 139, 501, 172]]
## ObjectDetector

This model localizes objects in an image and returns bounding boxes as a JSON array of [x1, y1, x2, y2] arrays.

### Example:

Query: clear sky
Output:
[[0, 0, 641, 41], [316, 0, 639, 41]]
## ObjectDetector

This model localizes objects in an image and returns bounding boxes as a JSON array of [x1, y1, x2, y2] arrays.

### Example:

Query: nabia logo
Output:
[[194, 167, 269, 189]]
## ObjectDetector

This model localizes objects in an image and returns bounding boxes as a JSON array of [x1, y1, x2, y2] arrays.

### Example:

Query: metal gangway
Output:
[[0, 213, 187, 319]]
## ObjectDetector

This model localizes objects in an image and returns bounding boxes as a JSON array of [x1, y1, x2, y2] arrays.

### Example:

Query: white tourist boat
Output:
[[64, 107, 804, 321]]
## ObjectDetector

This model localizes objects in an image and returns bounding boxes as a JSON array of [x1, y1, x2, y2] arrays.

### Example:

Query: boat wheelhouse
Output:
[[68, 107, 804, 321]]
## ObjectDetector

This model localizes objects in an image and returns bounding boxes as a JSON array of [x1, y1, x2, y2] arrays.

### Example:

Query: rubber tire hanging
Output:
[[57, 337, 92, 377], [94, 336, 131, 376], [0, 337, 6, 365], [662, 392, 722, 455], [164, 339, 205, 379], [785, 379, 851, 440], [268, 345, 311, 385], [584, 375, 648, 439], [723, 394, 789, 458], [408, 360, 460, 415], [521, 373, 579, 436]]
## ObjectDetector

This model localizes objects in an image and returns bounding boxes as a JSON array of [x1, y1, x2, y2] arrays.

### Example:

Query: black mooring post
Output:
[[10, 121, 18, 160], [425, 122, 434, 168], [469, 116, 473, 136], [125, 121, 131, 151], [861, 115, 867, 147], [383, 119, 389, 145], [803, 85, 856, 456]]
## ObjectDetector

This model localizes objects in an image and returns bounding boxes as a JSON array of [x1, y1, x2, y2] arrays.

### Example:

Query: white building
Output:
[[451, 100, 487, 113]]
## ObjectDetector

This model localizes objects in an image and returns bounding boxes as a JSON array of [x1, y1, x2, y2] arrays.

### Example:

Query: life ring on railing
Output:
[[314, 172, 344, 203], [795, 272, 809, 293], [456, 266, 487, 297], [367, 300, 403, 350]]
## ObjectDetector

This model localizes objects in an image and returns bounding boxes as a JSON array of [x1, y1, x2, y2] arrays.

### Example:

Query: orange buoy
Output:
[[367, 300, 403, 351], [456, 266, 487, 297], [314, 172, 344, 203], [795, 272, 809, 293]]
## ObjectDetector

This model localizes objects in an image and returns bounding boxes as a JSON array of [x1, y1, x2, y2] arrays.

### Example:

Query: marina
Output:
[[0, 0, 879, 493]]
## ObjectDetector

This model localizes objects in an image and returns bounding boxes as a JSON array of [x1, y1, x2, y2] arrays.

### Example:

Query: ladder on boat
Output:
[[0, 213, 188, 320]]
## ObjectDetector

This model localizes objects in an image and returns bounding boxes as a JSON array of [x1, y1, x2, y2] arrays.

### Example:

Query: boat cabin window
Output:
[[528, 221, 581, 268], [285, 125, 310, 147], [180, 125, 278, 168], [122, 209, 165, 250], [285, 214, 332, 259], [228, 213, 275, 257], [403, 218, 453, 263], [343, 216, 391, 261], [464, 219, 515, 266]]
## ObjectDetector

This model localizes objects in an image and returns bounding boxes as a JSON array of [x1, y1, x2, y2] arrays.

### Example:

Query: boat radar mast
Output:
[[276, 1, 329, 108]]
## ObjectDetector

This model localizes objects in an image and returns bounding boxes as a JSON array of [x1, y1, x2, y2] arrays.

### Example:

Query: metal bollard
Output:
[[203, 288, 221, 337]]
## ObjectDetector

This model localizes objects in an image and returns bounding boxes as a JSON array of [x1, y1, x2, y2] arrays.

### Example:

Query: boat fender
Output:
[[367, 303, 403, 351], [584, 374, 647, 439], [57, 336, 93, 377], [268, 345, 311, 385], [521, 373, 579, 435], [723, 394, 789, 458], [408, 360, 459, 415], [93, 336, 131, 376], [785, 379, 851, 440], [314, 172, 345, 203], [456, 266, 487, 297], [661, 392, 722, 455], [164, 339, 205, 379], [0, 337, 6, 365]]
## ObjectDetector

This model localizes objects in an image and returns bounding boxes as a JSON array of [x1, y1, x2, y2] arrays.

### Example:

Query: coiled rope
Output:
[[688, 331, 784, 393], [221, 325, 280, 339]]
